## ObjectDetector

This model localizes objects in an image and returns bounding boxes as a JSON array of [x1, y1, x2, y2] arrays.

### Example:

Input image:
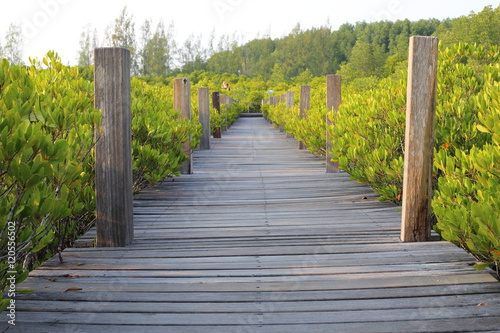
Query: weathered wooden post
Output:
[[299, 85, 310, 150], [267, 96, 276, 124], [326, 75, 341, 173], [94, 47, 133, 247], [401, 36, 439, 242], [219, 94, 228, 131], [270, 96, 277, 106], [198, 87, 210, 150], [174, 78, 192, 175], [286, 91, 294, 108], [286, 91, 294, 138], [212, 92, 222, 138], [277, 95, 286, 131]]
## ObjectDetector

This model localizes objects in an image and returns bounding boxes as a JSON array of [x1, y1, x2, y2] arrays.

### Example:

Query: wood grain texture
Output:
[[174, 78, 192, 175], [94, 47, 133, 247], [212, 91, 222, 138], [286, 91, 294, 109], [198, 87, 211, 150], [401, 36, 439, 242], [299, 85, 310, 149], [326, 74, 341, 173], [10, 117, 499, 332]]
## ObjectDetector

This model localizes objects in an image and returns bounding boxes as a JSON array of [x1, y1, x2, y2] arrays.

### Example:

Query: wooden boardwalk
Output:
[[8, 117, 500, 332]]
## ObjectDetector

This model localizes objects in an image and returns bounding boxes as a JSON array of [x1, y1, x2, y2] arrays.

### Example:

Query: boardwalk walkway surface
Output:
[[6, 117, 500, 332]]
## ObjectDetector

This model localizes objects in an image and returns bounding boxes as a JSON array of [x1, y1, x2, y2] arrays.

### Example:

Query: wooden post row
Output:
[[326, 75, 341, 173], [94, 47, 134, 247], [401, 36, 439, 242], [212, 92, 222, 138], [299, 85, 310, 150], [174, 78, 192, 175], [198, 87, 210, 150]]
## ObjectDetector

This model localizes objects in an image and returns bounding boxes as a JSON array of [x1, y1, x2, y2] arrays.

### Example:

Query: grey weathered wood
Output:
[[220, 94, 228, 131], [212, 92, 222, 138], [12, 117, 499, 332], [198, 87, 210, 150], [401, 36, 439, 242], [285, 91, 295, 138], [299, 85, 310, 149], [174, 78, 192, 174], [326, 74, 341, 173], [286, 91, 294, 108], [270, 95, 279, 106], [94, 47, 133, 247]]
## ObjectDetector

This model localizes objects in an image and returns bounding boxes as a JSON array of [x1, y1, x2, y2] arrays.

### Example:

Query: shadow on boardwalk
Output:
[[6, 117, 500, 332]]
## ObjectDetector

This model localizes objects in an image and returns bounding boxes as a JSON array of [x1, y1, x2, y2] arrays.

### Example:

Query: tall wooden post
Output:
[[286, 91, 294, 138], [286, 91, 294, 109], [221, 94, 229, 131], [279, 95, 286, 132], [212, 92, 222, 138], [94, 47, 133, 247], [174, 78, 192, 175], [198, 87, 210, 150], [326, 75, 341, 173], [299, 85, 310, 150], [401, 36, 439, 242]]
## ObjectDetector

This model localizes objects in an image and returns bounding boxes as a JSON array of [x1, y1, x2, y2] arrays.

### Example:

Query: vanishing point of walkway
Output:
[[7, 117, 500, 332]]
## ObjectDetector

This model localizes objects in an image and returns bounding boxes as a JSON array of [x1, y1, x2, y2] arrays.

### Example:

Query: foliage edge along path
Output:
[[264, 43, 500, 276], [0, 53, 245, 310]]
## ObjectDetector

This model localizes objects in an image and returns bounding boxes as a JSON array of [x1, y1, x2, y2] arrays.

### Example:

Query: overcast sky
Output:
[[1, 0, 497, 65]]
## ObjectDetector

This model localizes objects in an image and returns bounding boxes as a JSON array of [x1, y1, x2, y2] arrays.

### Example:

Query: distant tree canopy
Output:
[[70, 4, 497, 81], [435, 5, 500, 46], [203, 5, 498, 81]]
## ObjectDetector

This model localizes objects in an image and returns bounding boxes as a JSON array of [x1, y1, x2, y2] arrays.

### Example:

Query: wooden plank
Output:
[[10, 318, 500, 333], [13, 305, 500, 325], [18, 274, 497, 294], [16, 292, 500, 313], [16, 283, 500, 303]]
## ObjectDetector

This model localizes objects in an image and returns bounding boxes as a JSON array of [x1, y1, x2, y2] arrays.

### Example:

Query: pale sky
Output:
[[1, 0, 498, 65]]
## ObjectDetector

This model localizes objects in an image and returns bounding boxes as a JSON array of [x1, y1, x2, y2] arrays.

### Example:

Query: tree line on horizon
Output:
[[1, 5, 498, 82]]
